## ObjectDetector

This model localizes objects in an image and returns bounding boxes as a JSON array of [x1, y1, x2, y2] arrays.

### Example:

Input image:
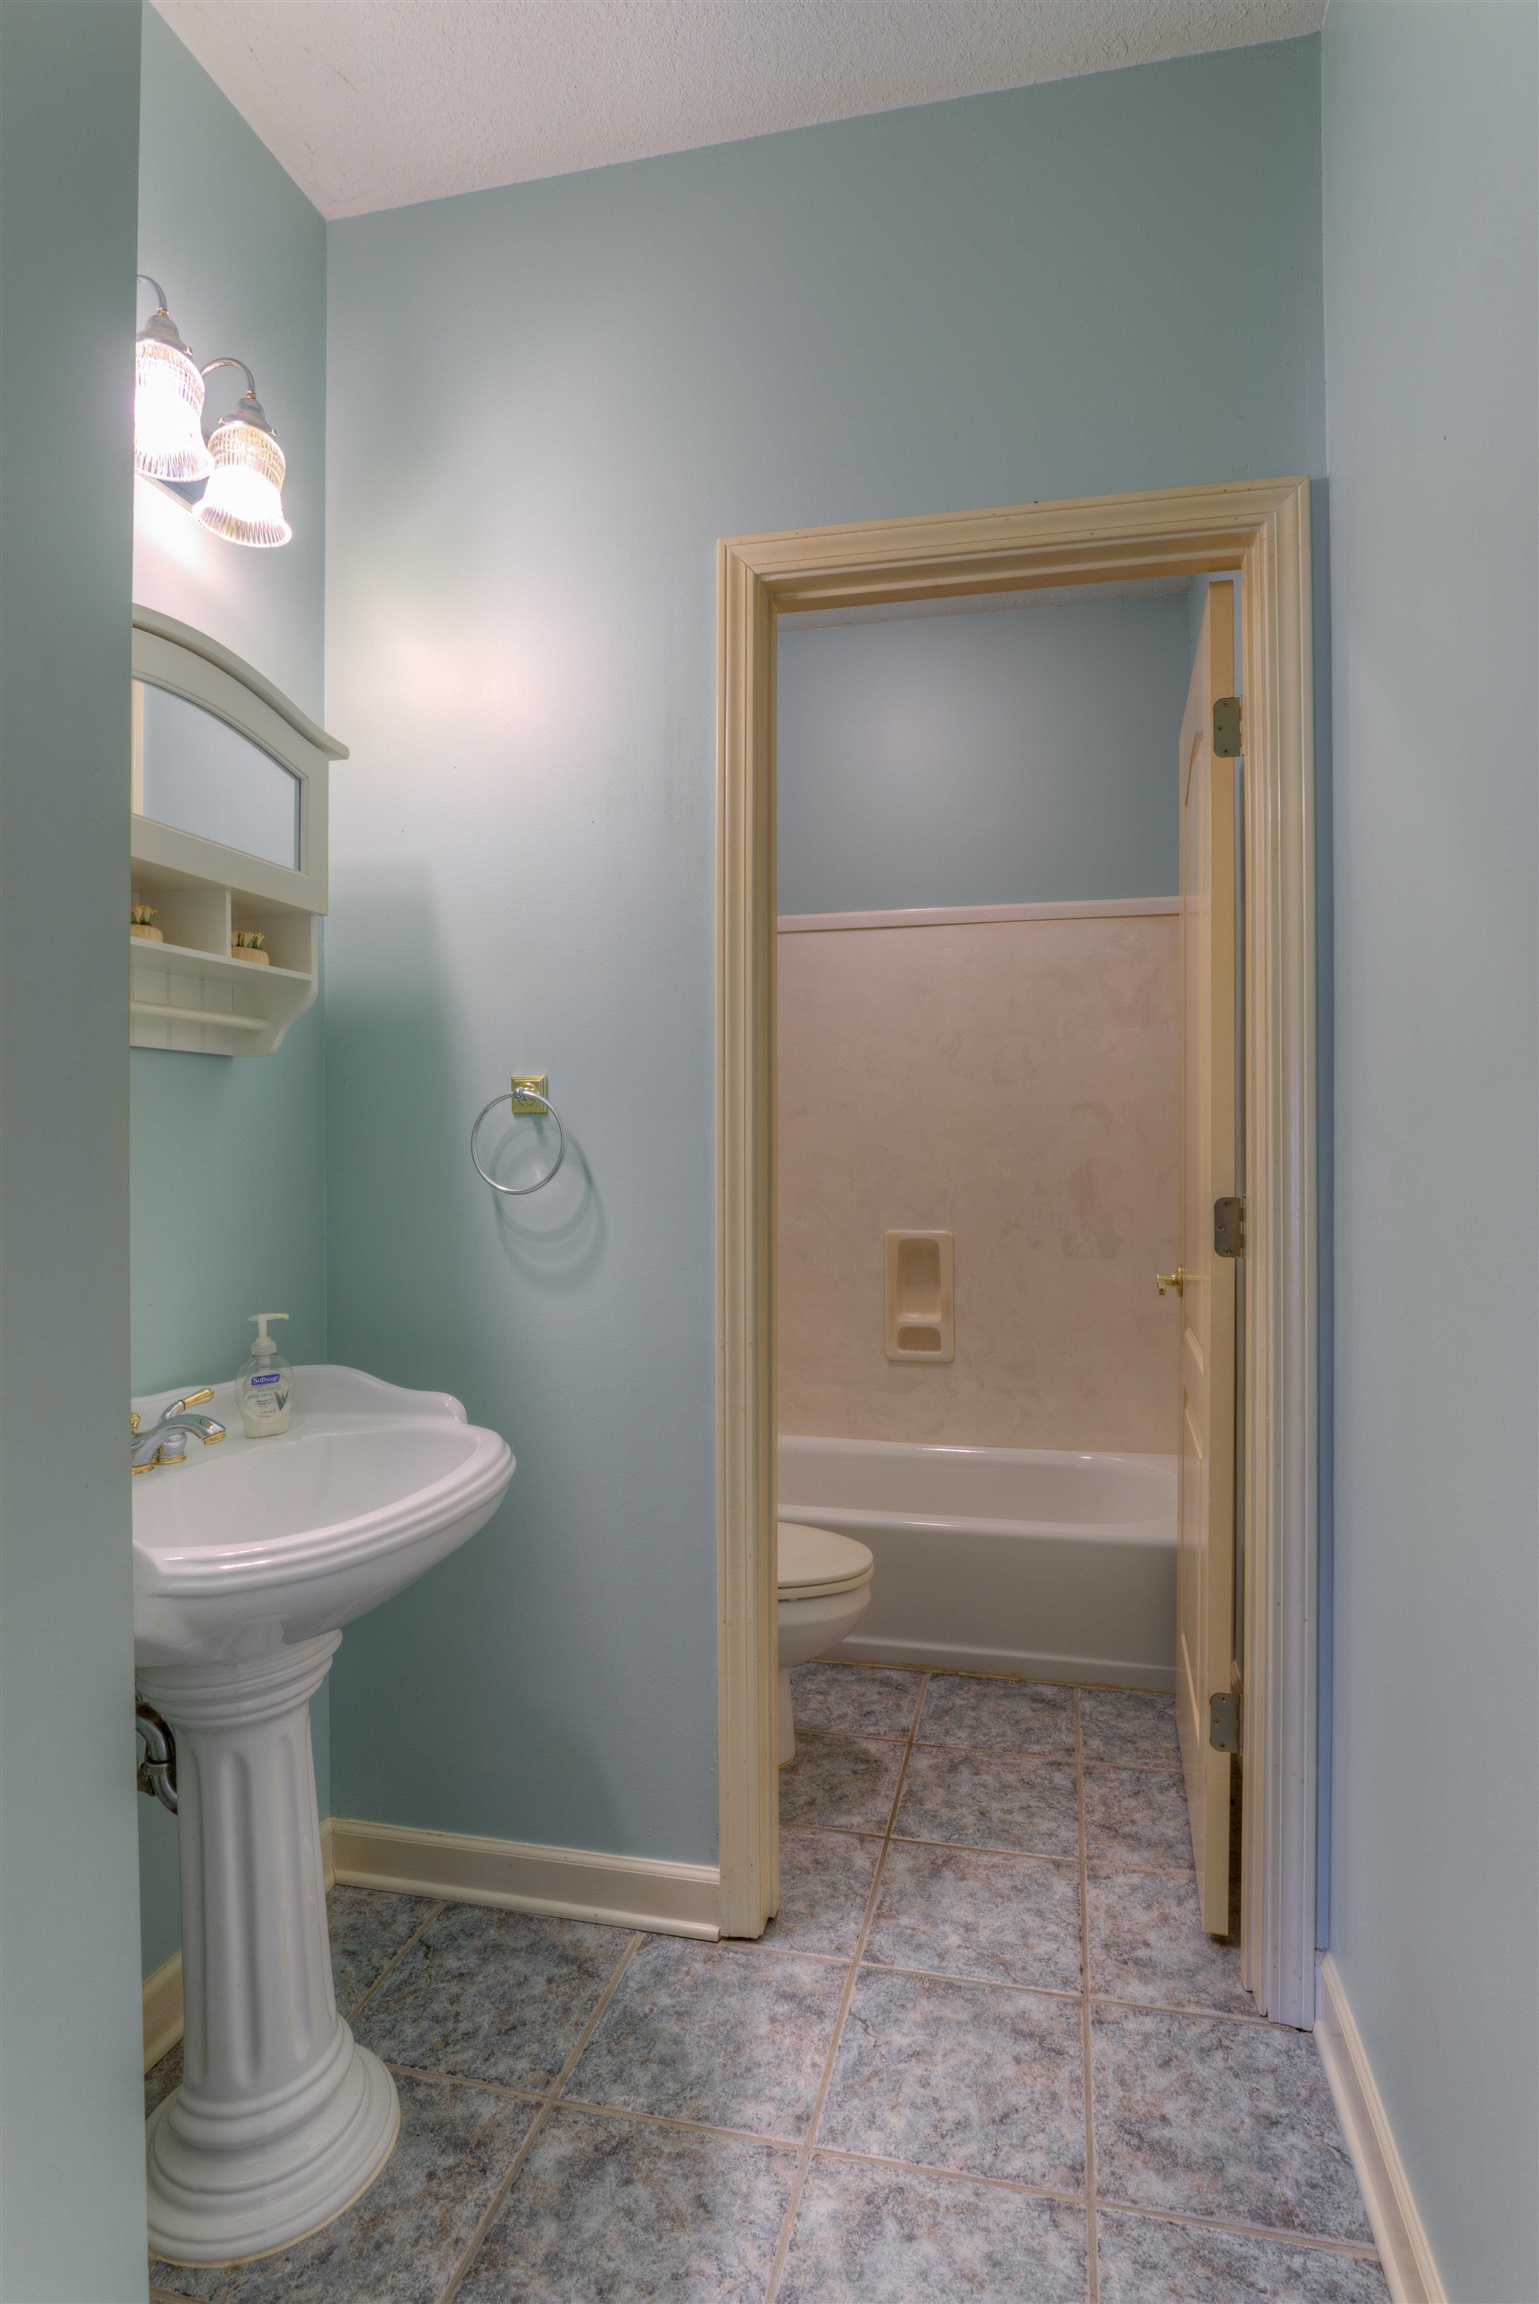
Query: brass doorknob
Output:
[[1156, 1267, 1185, 1297]]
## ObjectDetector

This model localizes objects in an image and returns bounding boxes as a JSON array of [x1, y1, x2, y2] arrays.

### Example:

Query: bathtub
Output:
[[778, 1436, 1178, 1692]]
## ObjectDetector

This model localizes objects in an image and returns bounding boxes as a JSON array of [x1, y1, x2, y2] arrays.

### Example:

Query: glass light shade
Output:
[[195, 419, 292, 549], [135, 337, 214, 481]]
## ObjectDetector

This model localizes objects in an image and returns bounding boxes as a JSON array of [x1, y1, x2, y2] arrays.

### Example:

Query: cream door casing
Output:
[[1175, 580, 1239, 1937]]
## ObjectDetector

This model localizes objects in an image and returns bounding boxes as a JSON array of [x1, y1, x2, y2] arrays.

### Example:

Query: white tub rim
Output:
[[779, 1433, 1177, 1548]]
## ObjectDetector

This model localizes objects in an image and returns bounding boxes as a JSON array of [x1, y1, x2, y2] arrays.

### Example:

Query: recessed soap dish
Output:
[[885, 1229, 955, 1362]]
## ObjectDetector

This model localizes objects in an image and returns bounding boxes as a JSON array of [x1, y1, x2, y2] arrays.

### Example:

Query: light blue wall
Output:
[[132, 3, 330, 1974], [129, 1030, 328, 1399], [323, 40, 1324, 1866], [0, 4, 149, 2291], [1323, 6, 1538, 2298], [776, 594, 1191, 916], [131, 0, 329, 1402]]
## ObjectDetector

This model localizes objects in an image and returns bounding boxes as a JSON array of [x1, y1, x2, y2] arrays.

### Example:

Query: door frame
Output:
[[715, 478, 1318, 2027]]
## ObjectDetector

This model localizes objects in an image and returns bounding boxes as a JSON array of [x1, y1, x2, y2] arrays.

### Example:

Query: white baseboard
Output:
[[1315, 1953, 1446, 2304], [838, 1632, 1175, 1693], [142, 1952, 183, 2073], [143, 1818, 715, 2067], [330, 1818, 721, 1942]]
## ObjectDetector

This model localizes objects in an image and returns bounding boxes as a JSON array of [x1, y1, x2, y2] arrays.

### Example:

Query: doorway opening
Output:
[[715, 483, 1318, 2028]]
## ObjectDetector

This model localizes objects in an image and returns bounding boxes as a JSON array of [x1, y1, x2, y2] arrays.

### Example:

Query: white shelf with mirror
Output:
[[130, 607, 347, 1056]]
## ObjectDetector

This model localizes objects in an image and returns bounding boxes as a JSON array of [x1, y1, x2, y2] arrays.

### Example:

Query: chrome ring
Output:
[[470, 1087, 567, 1197]]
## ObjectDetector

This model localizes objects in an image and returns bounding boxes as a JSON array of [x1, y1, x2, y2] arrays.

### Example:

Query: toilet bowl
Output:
[[777, 1520, 875, 1765]]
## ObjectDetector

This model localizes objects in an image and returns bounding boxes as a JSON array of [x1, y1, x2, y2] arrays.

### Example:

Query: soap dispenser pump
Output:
[[239, 1313, 293, 1437]]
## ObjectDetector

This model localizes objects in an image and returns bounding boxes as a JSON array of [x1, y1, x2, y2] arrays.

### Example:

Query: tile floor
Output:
[[146, 1664, 1388, 2302]]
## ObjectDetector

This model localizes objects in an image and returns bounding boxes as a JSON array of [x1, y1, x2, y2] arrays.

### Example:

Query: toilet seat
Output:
[[777, 1520, 874, 1602]]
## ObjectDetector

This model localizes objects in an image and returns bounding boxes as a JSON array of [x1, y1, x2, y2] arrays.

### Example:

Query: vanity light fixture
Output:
[[134, 276, 214, 482], [133, 279, 291, 546], [195, 360, 292, 549]]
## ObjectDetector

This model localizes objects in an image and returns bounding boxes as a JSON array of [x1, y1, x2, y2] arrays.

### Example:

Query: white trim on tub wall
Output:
[[778, 895, 1179, 933], [1315, 1953, 1447, 2304]]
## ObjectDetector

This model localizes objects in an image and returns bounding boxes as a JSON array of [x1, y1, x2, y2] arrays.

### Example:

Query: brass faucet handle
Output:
[[130, 1410, 141, 1433], [179, 1387, 216, 1410], [1156, 1267, 1186, 1298]]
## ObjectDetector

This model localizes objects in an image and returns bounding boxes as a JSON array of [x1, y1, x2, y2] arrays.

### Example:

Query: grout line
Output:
[[858, 1957, 1080, 2001], [887, 1831, 1080, 1866], [1092, 2196, 1386, 2260], [807, 2143, 1085, 2206], [759, 1671, 931, 2303], [383, 2062, 547, 2104], [1079, 1757, 1186, 1774], [554, 2097, 803, 2149], [1076, 1687, 1100, 2304], [908, 1737, 1079, 1758], [877, 1826, 1193, 1877], [788, 1735, 1181, 1770], [780, 1823, 888, 1841], [1079, 1861, 1197, 1881], [582, 1924, 1262, 2029], [877, 1674, 925, 1841], [643, 1933, 1266, 2028], [1087, 1990, 1271, 2027], [491, 2099, 1089, 2211], [342, 1899, 449, 2025], [726, 1939, 853, 1967], [1081, 1855, 1199, 1877], [781, 1823, 1186, 1879], [434, 1930, 644, 2304]]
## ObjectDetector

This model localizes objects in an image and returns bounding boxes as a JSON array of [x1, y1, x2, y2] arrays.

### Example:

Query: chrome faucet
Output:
[[131, 1388, 227, 1473]]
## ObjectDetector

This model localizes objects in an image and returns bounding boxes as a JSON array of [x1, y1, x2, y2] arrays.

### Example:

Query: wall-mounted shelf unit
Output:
[[130, 607, 347, 1056]]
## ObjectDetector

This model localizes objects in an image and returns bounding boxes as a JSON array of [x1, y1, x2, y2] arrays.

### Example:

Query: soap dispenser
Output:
[[239, 1313, 293, 1437]]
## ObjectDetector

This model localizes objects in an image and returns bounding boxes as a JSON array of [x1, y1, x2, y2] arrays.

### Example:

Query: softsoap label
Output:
[[245, 1372, 290, 1422], [240, 1344, 292, 1436]]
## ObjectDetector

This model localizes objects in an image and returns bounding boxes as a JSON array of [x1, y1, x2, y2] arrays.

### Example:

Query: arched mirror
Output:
[[130, 607, 347, 1055], [137, 685, 302, 871]]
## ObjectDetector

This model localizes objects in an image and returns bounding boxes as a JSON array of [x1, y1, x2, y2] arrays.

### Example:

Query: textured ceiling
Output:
[[154, 0, 1324, 220]]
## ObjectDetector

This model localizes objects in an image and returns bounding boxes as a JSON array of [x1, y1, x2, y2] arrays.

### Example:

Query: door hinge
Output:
[[1213, 695, 1242, 756], [1209, 1691, 1241, 1753], [1213, 1196, 1245, 1257]]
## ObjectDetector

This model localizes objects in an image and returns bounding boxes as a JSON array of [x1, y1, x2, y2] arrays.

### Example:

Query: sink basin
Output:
[[133, 1364, 514, 1665], [133, 1366, 514, 2268]]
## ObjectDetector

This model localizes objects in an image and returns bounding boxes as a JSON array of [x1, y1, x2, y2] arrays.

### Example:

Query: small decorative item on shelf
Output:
[[131, 902, 164, 944], [231, 929, 269, 966]]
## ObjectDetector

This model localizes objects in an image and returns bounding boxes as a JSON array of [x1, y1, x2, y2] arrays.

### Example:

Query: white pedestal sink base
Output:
[[139, 1634, 400, 2266]]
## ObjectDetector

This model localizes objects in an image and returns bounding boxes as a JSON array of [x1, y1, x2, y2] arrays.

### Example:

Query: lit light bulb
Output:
[[195, 396, 292, 549], [134, 306, 213, 482]]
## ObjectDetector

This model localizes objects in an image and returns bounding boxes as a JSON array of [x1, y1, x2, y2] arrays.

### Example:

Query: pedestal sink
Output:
[[132, 1366, 514, 2267]]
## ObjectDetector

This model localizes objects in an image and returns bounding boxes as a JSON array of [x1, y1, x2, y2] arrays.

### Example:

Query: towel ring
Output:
[[470, 1083, 567, 1196]]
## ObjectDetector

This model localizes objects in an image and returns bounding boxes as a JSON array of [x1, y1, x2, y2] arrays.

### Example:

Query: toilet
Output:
[[777, 1521, 875, 1765]]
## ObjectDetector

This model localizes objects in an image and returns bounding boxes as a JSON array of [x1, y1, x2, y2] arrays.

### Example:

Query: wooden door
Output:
[[1173, 581, 1240, 1935]]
